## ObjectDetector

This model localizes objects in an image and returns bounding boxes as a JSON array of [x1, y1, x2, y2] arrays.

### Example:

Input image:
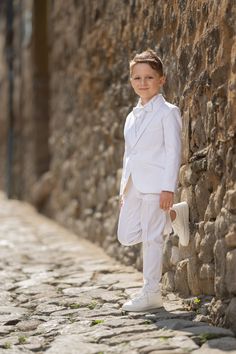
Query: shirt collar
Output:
[[135, 93, 162, 112]]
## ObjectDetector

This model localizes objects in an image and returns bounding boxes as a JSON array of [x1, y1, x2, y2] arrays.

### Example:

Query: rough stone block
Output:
[[215, 209, 229, 239], [214, 239, 228, 298], [201, 336, 236, 351], [224, 189, 236, 213], [187, 256, 201, 295], [179, 164, 198, 186], [162, 235, 172, 274], [226, 297, 236, 335], [225, 231, 236, 248], [226, 249, 236, 294], [170, 246, 179, 265], [195, 175, 211, 220], [199, 231, 215, 264], [199, 263, 214, 280], [174, 259, 190, 296], [162, 271, 175, 293]]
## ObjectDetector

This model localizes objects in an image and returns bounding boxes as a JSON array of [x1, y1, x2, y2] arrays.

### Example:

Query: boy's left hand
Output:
[[160, 191, 174, 211]]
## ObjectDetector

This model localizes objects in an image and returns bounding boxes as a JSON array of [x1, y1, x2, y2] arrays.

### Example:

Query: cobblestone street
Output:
[[0, 192, 236, 354]]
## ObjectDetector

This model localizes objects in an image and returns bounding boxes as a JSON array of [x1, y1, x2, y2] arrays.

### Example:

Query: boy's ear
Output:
[[161, 76, 166, 85]]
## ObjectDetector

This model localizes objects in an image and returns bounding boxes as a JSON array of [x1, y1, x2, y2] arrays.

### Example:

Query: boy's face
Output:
[[130, 63, 166, 104]]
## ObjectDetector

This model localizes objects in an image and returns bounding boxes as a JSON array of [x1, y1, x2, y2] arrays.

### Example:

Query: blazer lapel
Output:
[[125, 113, 137, 147]]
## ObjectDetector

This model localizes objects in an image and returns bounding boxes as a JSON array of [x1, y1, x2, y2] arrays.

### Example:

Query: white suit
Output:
[[118, 93, 182, 293]]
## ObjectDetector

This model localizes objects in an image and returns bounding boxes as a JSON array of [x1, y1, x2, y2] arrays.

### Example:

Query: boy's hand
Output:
[[160, 191, 174, 211]]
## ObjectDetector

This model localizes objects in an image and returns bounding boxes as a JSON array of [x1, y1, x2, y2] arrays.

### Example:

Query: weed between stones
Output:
[[87, 301, 97, 310], [199, 333, 222, 344], [159, 337, 169, 341], [90, 319, 104, 326], [194, 298, 201, 305], [3, 342, 11, 349], [69, 303, 81, 309], [18, 335, 28, 344]]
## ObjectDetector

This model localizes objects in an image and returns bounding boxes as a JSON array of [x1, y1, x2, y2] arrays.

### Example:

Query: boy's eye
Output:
[[133, 76, 154, 80]]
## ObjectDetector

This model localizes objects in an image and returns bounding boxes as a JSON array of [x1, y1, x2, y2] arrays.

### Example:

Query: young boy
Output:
[[117, 49, 189, 312]]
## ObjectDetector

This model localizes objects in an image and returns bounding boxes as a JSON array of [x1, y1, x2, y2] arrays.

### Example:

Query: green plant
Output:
[[87, 301, 97, 310], [69, 318, 76, 323], [198, 333, 220, 344], [193, 297, 201, 304], [3, 342, 11, 349], [18, 336, 27, 344], [69, 303, 81, 309], [159, 336, 169, 341], [90, 319, 104, 326], [56, 287, 63, 294]]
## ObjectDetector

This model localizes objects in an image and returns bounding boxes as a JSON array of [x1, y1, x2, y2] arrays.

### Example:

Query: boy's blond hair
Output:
[[130, 49, 164, 77]]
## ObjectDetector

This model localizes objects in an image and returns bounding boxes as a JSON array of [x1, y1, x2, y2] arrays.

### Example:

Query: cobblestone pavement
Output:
[[0, 192, 236, 354]]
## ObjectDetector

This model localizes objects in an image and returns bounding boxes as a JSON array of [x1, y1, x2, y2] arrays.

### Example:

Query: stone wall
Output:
[[0, 0, 50, 200], [0, 0, 8, 190], [0, 0, 236, 332]]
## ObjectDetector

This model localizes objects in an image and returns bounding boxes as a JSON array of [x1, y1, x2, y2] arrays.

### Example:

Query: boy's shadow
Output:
[[122, 306, 236, 350]]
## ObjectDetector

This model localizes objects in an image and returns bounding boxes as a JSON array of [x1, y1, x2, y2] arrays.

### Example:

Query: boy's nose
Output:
[[140, 78, 148, 86]]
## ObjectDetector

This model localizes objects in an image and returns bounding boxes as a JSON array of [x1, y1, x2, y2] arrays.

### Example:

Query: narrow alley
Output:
[[0, 192, 236, 354]]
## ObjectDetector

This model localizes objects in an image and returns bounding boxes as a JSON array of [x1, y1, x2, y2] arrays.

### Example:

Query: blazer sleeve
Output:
[[119, 147, 127, 195], [161, 107, 182, 192], [119, 114, 130, 195]]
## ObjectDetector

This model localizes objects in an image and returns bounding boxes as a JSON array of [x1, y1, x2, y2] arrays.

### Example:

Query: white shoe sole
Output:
[[122, 303, 163, 312]]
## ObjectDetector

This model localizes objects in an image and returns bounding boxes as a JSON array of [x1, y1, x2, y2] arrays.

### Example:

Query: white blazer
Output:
[[120, 93, 182, 195]]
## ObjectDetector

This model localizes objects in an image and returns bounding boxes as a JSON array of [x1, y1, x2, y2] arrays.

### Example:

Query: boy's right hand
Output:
[[160, 190, 174, 211]]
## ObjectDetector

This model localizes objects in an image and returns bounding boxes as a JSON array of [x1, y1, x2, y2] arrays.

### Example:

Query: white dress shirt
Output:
[[133, 94, 160, 135]]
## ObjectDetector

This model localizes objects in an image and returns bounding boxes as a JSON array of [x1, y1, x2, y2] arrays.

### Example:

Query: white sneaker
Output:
[[122, 291, 163, 312], [171, 201, 190, 246]]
